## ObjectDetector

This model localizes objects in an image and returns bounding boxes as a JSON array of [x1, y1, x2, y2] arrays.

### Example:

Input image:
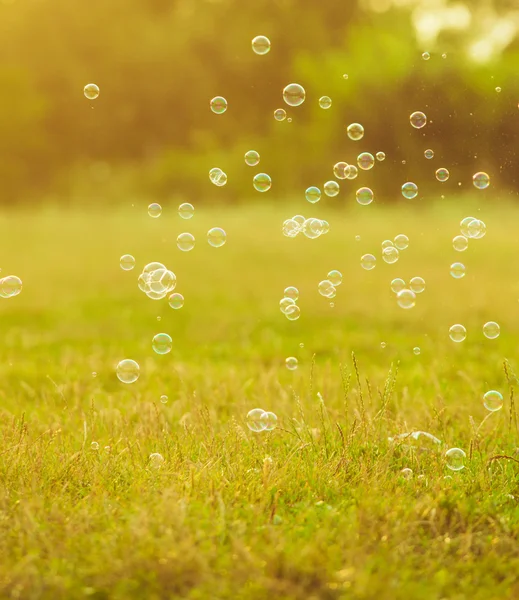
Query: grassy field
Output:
[[1, 200, 519, 599]]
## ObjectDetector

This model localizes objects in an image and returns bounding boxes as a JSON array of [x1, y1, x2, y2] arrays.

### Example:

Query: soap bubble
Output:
[[282, 219, 300, 237], [283, 83, 306, 107], [0, 275, 23, 298], [357, 152, 375, 170], [424, 149, 434, 159], [343, 74, 348, 79], [305, 186, 321, 204], [394, 234, 409, 250], [160, 395, 168, 404], [436, 168, 450, 182], [284, 286, 299, 300], [345, 165, 359, 180], [483, 321, 500, 339], [303, 218, 323, 239], [333, 162, 349, 180], [149, 453, 165, 469], [260, 411, 278, 431], [467, 219, 486, 239], [84, 83, 100, 100], [460, 216, 476, 237], [473, 171, 490, 190], [413, 347, 421, 356], [177, 232, 195, 252], [321, 220, 330, 234], [168, 293, 184, 309], [361, 254, 376, 270], [91, 442, 99, 450], [120, 254, 136, 271], [148, 203, 162, 218], [244, 150, 260, 166], [292, 215, 305, 227], [319, 96, 332, 109], [274, 108, 287, 121], [410, 111, 427, 129], [324, 181, 340, 197], [347, 123, 364, 141], [401, 182, 418, 199], [382, 247, 399, 264], [445, 448, 466, 471], [381, 240, 394, 250], [391, 278, 406, 294], [209, 167, 227, 186], [252, 35, 271, 55], [284, 304, 301, 321], [483, 390, 503, 412], [253, 173, 272, 192], [396, 289, 416, 309], [318, 280, 336, 298], [152, 333, 173, 355], [328, 270, 342, 286], [207, 227, 226, 248], [116, 359, 140, 384], [409, 276, 425, 294], [356, 187, 374, 206], [449, 324, 466, 342], [210, 96, 227, 114], [422, 52, 430, 60], [286, 357, 298, 371], [376, 151, 386, 161], [246, 408, 266, 432], [453, 235, 468, 252], [450, 262, 465, 279], [280, 297, 296, 314], [178, 203, 194, 219]]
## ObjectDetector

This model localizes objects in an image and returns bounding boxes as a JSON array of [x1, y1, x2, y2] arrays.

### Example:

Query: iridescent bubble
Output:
[[376, 151, 386, 161], [207, 227, 226, 248], [413, 347, 421, 356], [391, 278, 406, 294], [409, 276, 425, 294], [324, 181, 340, 197], [394, 234, 409, 250], [253, 173, 272, 192], [345, 165, 359, 180], [483, 390, 503, 412], [160, 394, 168, 404], [347, 123, 364, 141], [305, 186, 321, 204], [286, 357, 298, 371], [210, 96, 227, 114], [0, 275, 23, 298], [450, 262, 465, 279], [445, 448, 466, 471], [283, 83, 306, 107], [152, 333, 173, 355], [285, 304, 301, 321], [401, 182, 418, 199], [382, 247, 399, 264], [473, 172, 490, 190], [246, 408, 266, 432], [303, 218, 323, 239], [361, 254, 376, 270], [410, 111, 427, 129], [318, 280, 336, 298], [116, 359, 140, 384], [460, 216, 476, 237], [260, 411, 278, 431], [396, 289, 416, 309], [319, 96, 332, 109], [120, 254, 136, 271], [274, 108, 287, 121], [282, 218, 300, 237], [178, 202, 194, 219], [449, 324, 466, 342], [148, 203, 162, 218], [280, 297, 296, 314], [356, 187, 374, 206], [422, 52, 430, 61], [483, 321, 500, 339], [244, 150, 260, 167], [357, 152, 375, 170], [209, 167, 227, 186], [168, 293, 184, 309], [467, 219, 486, 239], [252, 35, 271, 55], [424, 149, 434, 159], [333, 162, 349, 180], [453, 235, 468, 251], [177, 232, 195, 252], [436, 168, 450, 182], [84, 83, 100, 100], [328, 270, 342, 286], [381, 240, 394, 250], [149, 453, 165, 469], [284, 286, 299, 300]]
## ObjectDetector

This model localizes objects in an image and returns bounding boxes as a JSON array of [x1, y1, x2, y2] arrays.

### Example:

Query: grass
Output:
[[1, 200, 519, 599]]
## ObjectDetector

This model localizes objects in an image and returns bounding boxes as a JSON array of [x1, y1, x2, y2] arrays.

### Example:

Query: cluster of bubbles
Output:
[[389, 275, 425, 310], [282, 214, 330, 239], [448, 321, 500, 343], [361, 234, 409, 274], [318, 270, 342, 305], [280, 286, 300, 321], [453, 215, 487, 252], [0, 275, 23, 299], [137, 261, 177, 301], [246, 408, 278, 432]]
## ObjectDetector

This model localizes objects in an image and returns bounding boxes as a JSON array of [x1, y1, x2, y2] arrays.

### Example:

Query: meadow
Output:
[[1, 199, 519, 599]]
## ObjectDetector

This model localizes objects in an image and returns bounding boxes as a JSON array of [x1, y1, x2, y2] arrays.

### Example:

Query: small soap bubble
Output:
[[210, 96, 227, 114], [356, 187, 374, 206], [152, 333, 173, 355], [178, 202, 194, 219], [424, 149, 434, 159], [449, 324, 466, 342], [274, 108, 287, 121], [321, 220, 330, 234], [177, 232, 195, 252], [422, 52, 430, 60], [401, 182, 418, 199], [284, 304, 301, 321], [483, 390, 503, 412], [450, 262, 465, 279], [207, 227, 227, 248], [305, 186, 321, 204], [483, 321, 500, 339], [436, 168, 450, 182], [442, 53, 447, 59], [318, 280, 336, 298], [381, 240, 394, 250], [413, 347, 421, 356], [401, 468, 414, 480], [361, 254, 376, 271], [209, 167, 227, 186], [84, 83, 100, 100], [92, 372, 97, 378], [149, 453, 165, 469], [160, 395, 168, 404], [343, 74, 349, 79], [473, 171, 490, 190], [303, 218, 323, 239], [410, 111, 427, 129], [409, 276, 425, 294], [382, 246, 399, 264], [148, 203, 162, 218], [355, 235, 361, 242], [319, 96, 332, 109], [381, 342, 387, 349], [284, 286, 299, 301], [246, 408, 266, 432], [347, 123, 364, 141], [394, 234, 409, 250], [120, 254, 135, 271], [244, 150, 260, 167], [324, 180, 340, 197], [252, 35, 271, 55], [453, 235, 468, 251], [253, 173, 272, 192], [280, 297, 296, 314], [260, 411, 278, 431], [299, 343, 304, 348], [282, 218, 300, 238], [467, 219, 486, 239], [391, 278, 406, 294], [376, 151, 386, 161], [445, 448, 466, 471], [357, 152, 375, 170], [460, 216, 476, 237], [116, 359, 140, 384], [396, 289, 416, 309], [346, 165, 359, 180], [91, 441, 99, 450], [0, 275, 22, 299], [283, 83, 306, 107], [333, 162, 349, 180], [495, 86, 502, 93], [327, 270, 342, 286], [286, 357, 298, 371], [168, 293, 184, 309]]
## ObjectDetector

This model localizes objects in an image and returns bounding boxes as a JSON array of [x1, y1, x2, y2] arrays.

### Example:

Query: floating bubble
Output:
[[355, 235, 361, 242], [396, 289, 416, 309], [160, 394, 168, 404], [473, 171, 490, 190], [394, 234, 409, 250], [382, 247, 399, 264], [357, 152, 375, 170], [436, 168, 450, 182], [453, 235, 468, 252], [210, 96, 227, 114], [343, 74, 348, 80], [401, 467, 413, 479], [305, 186, 321, 204], [178, 202, 194, 219], [409, 276, 425, 294], [116, 359, 140, 384], [321, 220, 330, 234], [381, 240, 394, 250], [356, 187, 374, 206], [422, 51, 430, 60], [246, 408, 266, 432], [283, 83, 306, 107], [177, 232, 195, 252], [274, 108, 287, 121], [328, 270, 342, 286], [285, 304, 301, 321], [252, 35, 271, 55], [149, 453, 165, 469], [207, 227, 226, 248], [284, 286, 299, 301], [282, 218, 300, 237], [347, 123, 364, 141], [381, 342, 387, 349], [424, 149, 434, 159], [361, 254, 376, 270], [401, 182, 418, 199], [376, 151, 386, 162], [280, 297, 296, 314], [495, 86, 502, 93], [0, 275, 23, 298], [209, 167, 227, 186], [168, 293, 184, 309], [292, 215, 305, 227], [152, 333, 173, 355], [450, 262, 465, 279], [319, 96, 332, 109], [303, 218, 323, 239], [410, 111, 427, 129], [286, 357, 298, 371], [346, 165, 359, 180], [460, 216, 476, 237], [244, 150, 260, 167], [260, 411, 278, 431], [413, 347, 421, 355], [483, 321, 500, 339], [318, 280, 336, 298], [391, 278, 406, 294], [253, 173, 272, 192], [449, 324, 466, 342], [467, 219, 486, 239], [84, 83, 100, 100], [445, 448, 466, 471], [120, 254, 135, 271], [483, 390, 503, 412], [324, 180, 340, 197], [148, 203, 162, 218], [91, 442, 99, 451], [333, 161, 349, 180]]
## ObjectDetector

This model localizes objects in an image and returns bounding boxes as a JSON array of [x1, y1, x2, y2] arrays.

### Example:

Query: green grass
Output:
[[1, 201, 519, 599]]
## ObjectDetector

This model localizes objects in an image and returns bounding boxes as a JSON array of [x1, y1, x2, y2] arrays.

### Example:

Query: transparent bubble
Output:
[[460, 216, 476, 237], [209, 167, 228, 187], [357, 152, 375, 171], [381, 342, 387, 349], [319, 96, 332, 109], [178, 202, 194, 219], [91, 441, 99, 451], [449, 324, 466, 342], [333, 161, 349, 180], [292, 215, 305, 227], [280, 297, 296, 314], [303, 218, 323, 239], [244, 150, 260, 167], [495, 86, 502, 93], [356, 187, 374, 206], [401, 182, 418, 199], [149, 453, 165, 469], [120, 254, 135, 271], [0, 275, 23, 298], [473, 171, 490, 190], [320, 220, 330, 235], [401, 467, 413, 480], [346, 165, 359, 180], [381, 240, 394, 250], [391, 278, 406, 294], [376, 151, 386, 161], [453, 235, 468, 251], [442, 53, 447, 59], [343, 74, 348, 80], [246, 408, 266, 432], [483, 390, 503, 412], [253, 173, 272, 192], [435, 168, 450, 182], [284, 304, 301, 321], [445, 448, 466, 471], [305, 186, 321, 204], [318, 280, 336, 298], [168, 292, 184, 309], [382, 246, 399, 264], [396, 289, 416, 309], [282, 218, 300, 238], [424, 149, 434, 159], [409, 276, 425, 294], [467, 219, 486, 239], [422, 51, 430, 61], [483, 321, 500, 339], [286, 357, 298, 371], [355, 235, 361, 242], [177, 232, 195, 252], [283, 83, 306, 107], [210, 96, 227, 114], [148, 203, 162, 218], [324, 180, 340, 197], [116, 359, 140, 384], [328, 270, 342, 286], [394, 234, 409, 250], [152, 333, 173, 355], [252, 35, 271, 55], [413, 347, 421, 356], [347, 123, 364, 141], [410, 111, 427, 129], [160, 394, 168, 404], [260, 411, 278, 431], [361, 254, 376, 270], [84, 83, 99, 100], [207, 227, 226, 248], [274, 108, 287, 121], [284, 286, 299, 301], [450, 262, 465, 279]]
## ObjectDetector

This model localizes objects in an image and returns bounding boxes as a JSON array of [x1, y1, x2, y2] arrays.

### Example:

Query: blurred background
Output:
[[0, 0, 518, 205]]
